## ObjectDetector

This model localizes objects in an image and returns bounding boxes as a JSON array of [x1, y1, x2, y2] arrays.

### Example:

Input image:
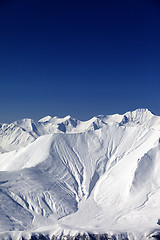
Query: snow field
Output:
[[0, 109, 160, 239]]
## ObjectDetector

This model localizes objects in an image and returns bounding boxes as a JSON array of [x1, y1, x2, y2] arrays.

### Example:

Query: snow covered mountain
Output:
[[0, 109, 160, 239]]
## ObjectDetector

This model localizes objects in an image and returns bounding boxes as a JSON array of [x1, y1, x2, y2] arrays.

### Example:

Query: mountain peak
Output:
[[131, 108, 153, 115], [38, 115, 52, 123]]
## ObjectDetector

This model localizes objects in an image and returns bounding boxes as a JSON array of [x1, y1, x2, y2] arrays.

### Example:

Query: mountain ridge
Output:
[[0, 108, 159, 153], [0, 109, 160, 239]]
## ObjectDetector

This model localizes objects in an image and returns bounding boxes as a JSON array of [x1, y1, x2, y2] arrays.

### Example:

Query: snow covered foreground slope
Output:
[[0, 109, 160, 239]]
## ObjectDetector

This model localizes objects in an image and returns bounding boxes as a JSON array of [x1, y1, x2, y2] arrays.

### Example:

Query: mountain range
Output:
[[0, 109, 160, 239]]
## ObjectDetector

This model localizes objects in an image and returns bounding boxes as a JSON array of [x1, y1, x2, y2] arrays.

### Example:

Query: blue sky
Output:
[[1, 0, 160, 122]]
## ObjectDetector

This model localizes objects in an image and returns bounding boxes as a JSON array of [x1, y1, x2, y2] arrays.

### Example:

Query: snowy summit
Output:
[[0, 109, 160, 239]]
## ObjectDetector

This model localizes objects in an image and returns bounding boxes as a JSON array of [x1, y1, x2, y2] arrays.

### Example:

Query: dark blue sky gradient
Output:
[[1, 0, 160, 122]]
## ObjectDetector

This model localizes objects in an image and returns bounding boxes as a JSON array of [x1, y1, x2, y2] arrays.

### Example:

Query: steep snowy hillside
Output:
[[0, 109, 160, 239], [2, 108, 160, 153]]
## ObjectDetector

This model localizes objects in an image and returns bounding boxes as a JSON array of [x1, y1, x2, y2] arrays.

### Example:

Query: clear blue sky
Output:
[[1, 0, 160, 123]]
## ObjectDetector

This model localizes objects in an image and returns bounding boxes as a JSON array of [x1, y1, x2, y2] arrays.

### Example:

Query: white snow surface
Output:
[[0, 109, 160, 239]]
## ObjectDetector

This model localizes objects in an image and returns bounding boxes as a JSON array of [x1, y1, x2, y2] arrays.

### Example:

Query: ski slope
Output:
[[0, 109, 160, 239]]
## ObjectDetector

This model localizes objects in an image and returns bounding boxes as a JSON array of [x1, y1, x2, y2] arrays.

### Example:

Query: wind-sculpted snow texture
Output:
[[0, 109, 160, 239]]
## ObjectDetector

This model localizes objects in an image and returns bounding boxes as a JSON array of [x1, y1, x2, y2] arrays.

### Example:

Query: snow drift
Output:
[[0, 109, 160, 239]]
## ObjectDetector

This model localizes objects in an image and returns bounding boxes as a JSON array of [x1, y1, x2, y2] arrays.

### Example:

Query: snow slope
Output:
[[0, 109, 160, 239]]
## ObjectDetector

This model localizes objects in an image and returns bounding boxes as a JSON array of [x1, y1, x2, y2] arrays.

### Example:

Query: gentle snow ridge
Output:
[[0, 109, 160, 239]]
